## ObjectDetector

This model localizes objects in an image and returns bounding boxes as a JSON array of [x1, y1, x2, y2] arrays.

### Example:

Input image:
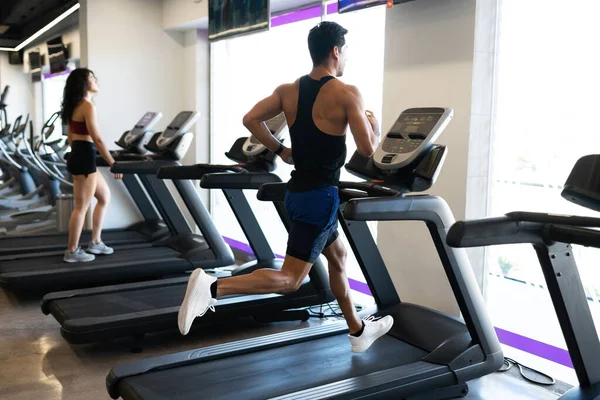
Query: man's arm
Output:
[[344, 85, 380, 157], [242, 85, 286, 154]]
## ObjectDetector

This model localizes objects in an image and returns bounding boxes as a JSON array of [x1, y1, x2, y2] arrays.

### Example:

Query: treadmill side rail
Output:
[[344, 195, 503, 364]]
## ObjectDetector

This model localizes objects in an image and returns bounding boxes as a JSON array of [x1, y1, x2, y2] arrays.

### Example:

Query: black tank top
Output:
[[287, 75, 346, 192]]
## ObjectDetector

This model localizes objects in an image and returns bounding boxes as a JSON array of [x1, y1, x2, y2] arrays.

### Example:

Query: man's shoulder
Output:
[[276, 79, 300, 93]]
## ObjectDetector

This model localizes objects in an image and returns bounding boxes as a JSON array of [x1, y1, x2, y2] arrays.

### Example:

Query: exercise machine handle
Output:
[[201, 172, 281, 190]]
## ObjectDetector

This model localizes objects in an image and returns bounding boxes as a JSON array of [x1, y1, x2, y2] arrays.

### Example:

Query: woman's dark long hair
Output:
[[60, 68, 94, 123]]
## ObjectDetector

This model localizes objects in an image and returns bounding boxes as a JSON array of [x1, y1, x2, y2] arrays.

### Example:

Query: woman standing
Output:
[[61, 68, 122, 263]]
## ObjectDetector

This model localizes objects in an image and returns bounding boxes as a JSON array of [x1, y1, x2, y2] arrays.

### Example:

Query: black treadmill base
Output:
[[113, 334, 432, 400], [406, 384, 468, 399], [0, 227, 154, 257], [52, 290, 331, 345], [0, 247, 194, 293]]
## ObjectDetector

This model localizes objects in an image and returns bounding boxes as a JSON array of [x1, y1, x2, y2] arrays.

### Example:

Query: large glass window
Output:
[[41, 71, 70, 139], [210, 4, 386, 303], [487, 0, 600, 383]]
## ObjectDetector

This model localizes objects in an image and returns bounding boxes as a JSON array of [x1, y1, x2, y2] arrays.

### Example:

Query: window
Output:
[[487, 0, 600, 383], [210, 4, 386, 304], [42, 71, 69, 140]]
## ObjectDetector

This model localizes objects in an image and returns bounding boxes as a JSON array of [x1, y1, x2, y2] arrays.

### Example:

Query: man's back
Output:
[[278, 75, 349, 191], [279, 75, 348, 136]]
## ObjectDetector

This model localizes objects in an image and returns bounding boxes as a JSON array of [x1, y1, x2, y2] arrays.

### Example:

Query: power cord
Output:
[[305, 301, 365, 319], [499, 357, 556, 386]]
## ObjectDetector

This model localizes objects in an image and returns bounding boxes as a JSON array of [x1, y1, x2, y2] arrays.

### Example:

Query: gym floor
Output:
[[0, 288, 560, 400]]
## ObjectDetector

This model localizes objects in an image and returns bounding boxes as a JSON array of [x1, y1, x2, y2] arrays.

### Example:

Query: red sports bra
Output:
[[69, 120, 89, 135]]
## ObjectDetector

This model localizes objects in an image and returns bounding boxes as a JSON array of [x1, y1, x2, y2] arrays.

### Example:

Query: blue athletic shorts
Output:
[[284, 186, 340, 264]]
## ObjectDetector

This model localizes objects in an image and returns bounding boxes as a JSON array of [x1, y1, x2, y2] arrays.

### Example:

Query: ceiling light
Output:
[[14, 3, 80, 51]]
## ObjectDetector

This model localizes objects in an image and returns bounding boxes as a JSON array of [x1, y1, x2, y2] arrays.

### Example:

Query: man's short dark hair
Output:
[[307, 21, 348, 66]]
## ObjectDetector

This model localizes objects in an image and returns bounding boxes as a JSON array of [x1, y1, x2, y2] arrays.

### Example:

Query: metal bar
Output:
[[338, 202, 400, 308], [222, 188, 274, 261], [534, 243, 600, 387], [121, 174, 160, 222], [140, 175, 191, 235]]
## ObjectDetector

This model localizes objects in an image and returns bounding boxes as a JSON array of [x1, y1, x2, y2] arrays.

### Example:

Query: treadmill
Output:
[[446, 154, 600, 400], [0, 112, 169, 257], [0, 112, 234, 293], [41, 113, 334, 344], [106, 108, 503, 400]]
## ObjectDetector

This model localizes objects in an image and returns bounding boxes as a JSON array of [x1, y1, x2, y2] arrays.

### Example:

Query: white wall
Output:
[[162, 0, 208, 31], [181, 29, 210, 207], [80, 0, 188, 228], [0, 54, 34, 127], [379, 0, 477, 317]]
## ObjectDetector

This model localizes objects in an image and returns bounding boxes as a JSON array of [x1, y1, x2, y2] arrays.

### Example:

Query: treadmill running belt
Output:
[[0, 230, 148, 255], [52, 285, 184, 322], [0, 247, 179, 275], [118, 335, 428, 400], [0, 247, 194, 291]]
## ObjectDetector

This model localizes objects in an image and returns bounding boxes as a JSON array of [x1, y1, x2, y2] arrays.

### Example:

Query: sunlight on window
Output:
[[487, 0, 600, 377]]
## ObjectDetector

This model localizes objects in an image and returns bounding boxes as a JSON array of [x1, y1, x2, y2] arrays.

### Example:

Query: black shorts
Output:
[[67, 140, 97, 177], [284, 186, 340, 264]]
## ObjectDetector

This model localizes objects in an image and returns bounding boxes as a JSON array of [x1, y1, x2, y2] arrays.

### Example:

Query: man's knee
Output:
[[282, 270, 308, 292]]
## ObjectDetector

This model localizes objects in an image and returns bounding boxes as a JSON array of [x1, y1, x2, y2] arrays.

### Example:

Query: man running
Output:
[[178, 21, 393, 353]]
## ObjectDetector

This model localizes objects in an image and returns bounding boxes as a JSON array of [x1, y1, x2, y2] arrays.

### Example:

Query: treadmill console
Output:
[[147, 111, 199, 160], [373, 107, 453, 171], [242, 112, 287, 157], [124, 112, 162, 145], [114, 112, 163, 155], [346, 107, 451, 193]]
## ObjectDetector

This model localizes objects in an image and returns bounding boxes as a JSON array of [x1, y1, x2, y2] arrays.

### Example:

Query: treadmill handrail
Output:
[[157, 164, 248, 180], [111, 160, 179, 174], [545, 224, 600, 249], [257, 182, 287, 202], [344, 194, 453, 227], [506, 211, 600, 227], [200, 172, 281, 190], [339, 181, 400, 198], [447, 217, 547, 248], [447, 212, 600, 249]]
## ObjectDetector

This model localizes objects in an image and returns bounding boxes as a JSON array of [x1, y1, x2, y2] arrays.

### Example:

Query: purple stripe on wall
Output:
[[271, 2, 340, 28], [494, 327, 573, 368], [222, 237, 571, 368], [43, 69, 71, 79], [348, 278, 372, 296], [327, 2, 339, 14], [223, 236, 254, 256], [271, 6, 321, 28]]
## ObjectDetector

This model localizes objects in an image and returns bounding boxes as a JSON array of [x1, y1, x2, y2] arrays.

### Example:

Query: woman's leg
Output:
[[67, 173, 97, 252], [91, 172, 111, 244]]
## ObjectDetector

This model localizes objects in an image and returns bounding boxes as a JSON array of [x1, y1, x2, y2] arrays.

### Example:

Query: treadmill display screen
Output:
[[382, 112, 442, 154], [136, 112, 156, 128], [163, 112, 193, 138]]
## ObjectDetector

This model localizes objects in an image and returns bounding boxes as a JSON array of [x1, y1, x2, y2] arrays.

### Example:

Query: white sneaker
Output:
[[348, 315, 394, 353], [87, 241, 114, 255], [178, 268, 217, 335], [63, 247, 96, 263]]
